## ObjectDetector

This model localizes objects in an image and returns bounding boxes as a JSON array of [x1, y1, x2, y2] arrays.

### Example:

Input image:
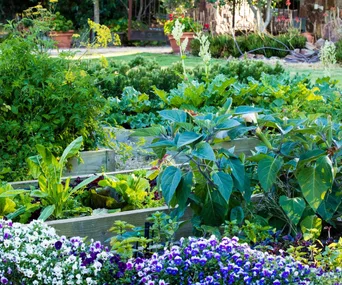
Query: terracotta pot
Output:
[[49, 30, 74, 48], [168, 32, 195, 53], [301, 32, 314, 44]]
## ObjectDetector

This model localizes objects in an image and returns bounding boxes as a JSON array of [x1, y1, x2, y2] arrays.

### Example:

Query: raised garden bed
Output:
[[47, 205, 193, 244]]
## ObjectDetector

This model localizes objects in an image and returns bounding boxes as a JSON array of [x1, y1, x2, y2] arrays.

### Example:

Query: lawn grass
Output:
[[106, 52, 342, 87]]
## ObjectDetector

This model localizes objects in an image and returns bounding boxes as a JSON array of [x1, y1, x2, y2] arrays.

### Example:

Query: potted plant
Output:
[[164, 15, 201, 53], [49, 12, 74, 48]]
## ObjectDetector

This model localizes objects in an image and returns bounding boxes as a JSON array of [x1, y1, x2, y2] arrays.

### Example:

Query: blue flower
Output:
[[54, 240, 62, 250]]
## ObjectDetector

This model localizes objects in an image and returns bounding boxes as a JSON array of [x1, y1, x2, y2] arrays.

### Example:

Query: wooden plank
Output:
[[130, 30, 167, 41], [64, 149, 116, 177], [215, 137, 260, 156], [10, 167, 153, 189], [46, 206, 193, 244]]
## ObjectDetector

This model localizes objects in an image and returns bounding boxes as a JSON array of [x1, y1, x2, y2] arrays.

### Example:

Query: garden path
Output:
[[49, 46, 172, 59]]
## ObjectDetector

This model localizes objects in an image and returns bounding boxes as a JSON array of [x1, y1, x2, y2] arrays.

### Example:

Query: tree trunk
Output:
[[93, 0, 100, 24], [247, 0, 273, 33]]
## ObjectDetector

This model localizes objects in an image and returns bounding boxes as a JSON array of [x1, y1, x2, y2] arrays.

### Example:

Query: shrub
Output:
[[0, 37, 108, 181], [192, 60, 284, 82], [335, 39, 342, 63], [191, 32, 307, 59], [88, 56, 182, 100]]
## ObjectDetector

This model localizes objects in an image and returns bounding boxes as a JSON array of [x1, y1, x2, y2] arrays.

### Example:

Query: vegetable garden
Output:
[[0, 7, 342, 285]]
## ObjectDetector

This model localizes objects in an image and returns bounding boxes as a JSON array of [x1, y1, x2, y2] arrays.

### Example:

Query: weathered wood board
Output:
[[64, 149, 116, 176], [46, 206, 193, 245]]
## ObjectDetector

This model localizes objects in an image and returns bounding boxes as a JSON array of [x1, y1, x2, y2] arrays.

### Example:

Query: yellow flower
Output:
[[72, 33, 80, 38], [49, 0, 58, 2], [100, 56, 109, 68], [64, 70, 76, 84], [80, 70, 87, 77]]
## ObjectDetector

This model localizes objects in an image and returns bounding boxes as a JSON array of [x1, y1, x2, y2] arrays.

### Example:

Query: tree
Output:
[[207, 0, 281, 32], [93, 0, 100, 23]]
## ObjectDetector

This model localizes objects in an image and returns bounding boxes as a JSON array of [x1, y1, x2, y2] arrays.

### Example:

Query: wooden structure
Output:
[[127, 0, 167, 41], [9, 137, 261, 244], [47, 206, 193, 245]]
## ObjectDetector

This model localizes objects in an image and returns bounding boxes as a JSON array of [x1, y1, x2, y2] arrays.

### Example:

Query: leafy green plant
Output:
[[223, 219, 274, 244], [97, 172, 163, 211], [51, 11, 73, 32], [191, 32, 307, 59], [146, 211, 180, 247], [0, 36, 108, 181], [27, 136, 97, 220], [153, 74, 236, 110], [0, 184, 28, 219], [249, 115, 342, 235], [132, 103, 261, 228], [164, 16, 201, 35], [106, 87, 161, 128], [109, 220, 150, 259]]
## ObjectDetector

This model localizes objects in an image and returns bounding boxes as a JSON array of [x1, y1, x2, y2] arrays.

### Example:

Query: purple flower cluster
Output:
[[124, 236, 317, 285], [1, 220, 341, 285]]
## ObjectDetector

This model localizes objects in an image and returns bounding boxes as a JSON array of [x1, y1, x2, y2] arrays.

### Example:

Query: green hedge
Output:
[[336, 39, 342, 63], [0, 37, 108, 181], [191, 32, 307, 58]]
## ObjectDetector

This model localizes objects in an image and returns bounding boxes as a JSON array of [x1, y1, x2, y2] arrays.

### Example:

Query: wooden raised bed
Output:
[[9, 137, 261, 243], [47, 206, 193, 245]]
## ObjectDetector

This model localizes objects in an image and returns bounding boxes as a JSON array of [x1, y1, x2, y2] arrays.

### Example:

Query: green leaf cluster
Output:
[[0, 36, 108, 181], [249, 115, 342, 236], [133, 104, 256, 228]]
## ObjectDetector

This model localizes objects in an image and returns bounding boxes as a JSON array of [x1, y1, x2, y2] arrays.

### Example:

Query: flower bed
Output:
[[1, 220, 341, 285]]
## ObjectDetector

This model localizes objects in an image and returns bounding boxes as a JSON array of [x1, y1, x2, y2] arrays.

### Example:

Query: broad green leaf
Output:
[[247, 153, 269, 162], [149, 140, 176, 148], [38, 205, 56, 221], [227, 126, 256, 140], [234, 106, 264, 114], [60, 136, 83, 166], [201, 190, 228, 226], [6, 206, 27, 220], [177, 132, 203, 148], [176, 172, 193, 210], [26, 155, 42, 179], [183, 83, 206, 107], [297, 149, 326, 168], [0, 190, 28, 198], [300, 215, 322, 241], [131, 126, 164, 137], [230, 206, 244, 224], [0, 198, 16, 216], [316, 156, 333, 188], [317, 183, 342, 221], [192, 142, 215, 161], [225, 158, 245, 191], [159, 110, 187, 123], [257, 156, 283, 191], [279, 196, 305, 226], [297, 165, 329, 212], [152, 86, 168, 103], [212, 171, 233, 203], [215, 119, 241, 130], [218, 97, 233, 115], [71, 175, 99, 195], [30, 190, 49, 198], [161, 166, 182, 205]]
